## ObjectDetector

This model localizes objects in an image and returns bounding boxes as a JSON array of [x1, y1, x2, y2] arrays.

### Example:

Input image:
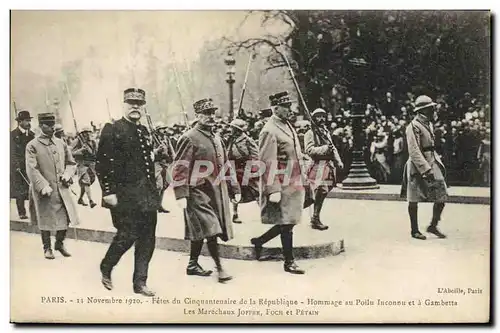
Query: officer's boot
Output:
[[232, 202, 242, 224], [281, 226, 305, 274], [427, 203, 446, 239], [250, 225, 281, 260], [41, 231, 55, 259], [207, 237, 232, 283], [54, 230, 71, 257], [78, 187, 88, 206], [186, 240, 212, 277], [311, 192, 328, 231], [409, 203, 426, 240]]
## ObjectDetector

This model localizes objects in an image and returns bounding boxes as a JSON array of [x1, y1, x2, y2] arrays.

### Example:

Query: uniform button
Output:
[[141, 145, 145, 148], [216, 153, 221, 157], [143, 150, 146, 153], [218, 164, 222, 168], [146, 162, 149, 166], [147, 169, 150, 172]]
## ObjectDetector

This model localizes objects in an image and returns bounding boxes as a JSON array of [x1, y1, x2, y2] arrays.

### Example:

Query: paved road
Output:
[[10, 199, 490, 323]]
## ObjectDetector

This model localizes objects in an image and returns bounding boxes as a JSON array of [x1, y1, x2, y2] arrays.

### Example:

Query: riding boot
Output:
[[186, 240, 212, 276], [427, 202, 446, 238], [311, 192, 328, 230], [280, 226, 304, 274], [41, 231, 55, 259], [409, 203, 426, 240], [55, 230, 71, 257], [207, 237, 232, 282]]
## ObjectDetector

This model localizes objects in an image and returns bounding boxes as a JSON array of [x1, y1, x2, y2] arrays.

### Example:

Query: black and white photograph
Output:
[[9, 9, 491, 323]]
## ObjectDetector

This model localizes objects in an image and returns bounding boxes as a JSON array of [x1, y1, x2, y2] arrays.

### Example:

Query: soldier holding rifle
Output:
[[303, 108, 344, 231]]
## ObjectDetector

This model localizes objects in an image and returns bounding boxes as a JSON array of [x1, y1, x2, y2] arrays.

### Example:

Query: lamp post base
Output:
[[341, 152, 379, 190]]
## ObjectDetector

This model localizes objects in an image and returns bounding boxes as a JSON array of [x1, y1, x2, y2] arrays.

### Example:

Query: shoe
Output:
[[100, 267, 113, 291], [311, 217, 328, 231], [158, 208, 170, 213], [133, 285, 156, 297], [186, 263, 213, 276], [54, 244, 71, 257], [89, 201, 97, 208], [19, 215, 28, 220], [411, 232, 427, 240], [217, 269, 233, 283], [284, 261, 305, 274], [427, 226, 447, 239], [232, 215, 242, 224], [44, 249, 55, 260], [250, 238, 263, 260], [77, 198, 88, 206]]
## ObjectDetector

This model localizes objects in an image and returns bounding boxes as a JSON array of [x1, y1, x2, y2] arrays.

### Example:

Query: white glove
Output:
[[177, 198, 187, 209], [41, 186, 53, 196], [231, 193, 241, 204], [160, 191, 169, 211], [103, 194, 118, 207], [337, 161, 345, 169], [60, 174, 72, 183], [269, 192, 281, 203]]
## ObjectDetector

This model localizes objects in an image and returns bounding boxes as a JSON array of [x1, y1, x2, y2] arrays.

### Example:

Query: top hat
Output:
[[413, 95, 437, 112], [229, 118, 248, 132], [311, 108, 327, 117], [259, 108, 273, 118], [15, 110, 33, 121], [193, 98, 218, 114], [38, 112, 56, 124], [123, 88, 146, 104], [269, 91, 293, 107]]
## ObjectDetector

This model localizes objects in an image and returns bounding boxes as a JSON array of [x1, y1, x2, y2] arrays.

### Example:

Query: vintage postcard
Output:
[[9, 10, 491, 323]]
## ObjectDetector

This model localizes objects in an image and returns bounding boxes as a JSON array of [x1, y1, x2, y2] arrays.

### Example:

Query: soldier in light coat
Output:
[[172, 98, 241, 283], [401, 95, 448, 240], [251, 91, 307, 275], [26, 112, 80, 259], [303, 108, 343, 231]]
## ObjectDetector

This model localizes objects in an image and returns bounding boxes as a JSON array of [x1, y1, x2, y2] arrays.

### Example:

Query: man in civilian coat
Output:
[[96, 88, 161, 296], [303, 108, 344, 231], [26, 112, 80, 259], [251, 91, 307, 275], [172, 98, 241, 283], [10, 110, 35, 219], [401, 95, 448, 240]]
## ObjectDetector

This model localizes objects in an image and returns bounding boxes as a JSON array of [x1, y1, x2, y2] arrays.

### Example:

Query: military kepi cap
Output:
[[15, 110, 33, 121], [193, 98, 218, 114], [38, 112, 56, 125], [269, 91, 293, 107], [124, 88, 146, 104]]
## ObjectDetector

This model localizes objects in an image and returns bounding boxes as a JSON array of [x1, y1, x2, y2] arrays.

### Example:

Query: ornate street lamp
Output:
[[341, 57, 379, 190], [224, 52, 236, 120]]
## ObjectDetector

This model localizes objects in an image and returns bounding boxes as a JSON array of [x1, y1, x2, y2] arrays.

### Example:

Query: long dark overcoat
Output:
[[227, 132, 259, 203], [171, 124, 240, 241], [10, 128, 35, 200]]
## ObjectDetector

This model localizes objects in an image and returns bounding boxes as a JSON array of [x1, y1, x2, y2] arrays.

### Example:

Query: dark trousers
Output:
[[100, 209, 157, 288], [255, 225, 295, 263], [16, 198, 26, 216], [41, 230, 67, 250]]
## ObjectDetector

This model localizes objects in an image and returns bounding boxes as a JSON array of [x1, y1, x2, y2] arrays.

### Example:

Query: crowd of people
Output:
[[58, 90, 491, 188]]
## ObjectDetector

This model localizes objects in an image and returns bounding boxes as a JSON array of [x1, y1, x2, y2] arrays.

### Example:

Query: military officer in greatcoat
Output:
[[251, 91, 308, 275], [10, 110, 35, 219], [401, 95, 448, 240], [227, 118, 259, 224], [303, 108, 344, 231], [26, 112, 80, 259], [171, 98, 241, 283], [96, 88, 161, 296]]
